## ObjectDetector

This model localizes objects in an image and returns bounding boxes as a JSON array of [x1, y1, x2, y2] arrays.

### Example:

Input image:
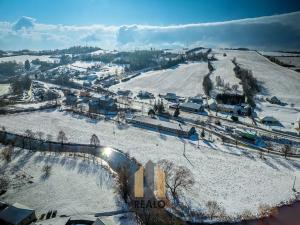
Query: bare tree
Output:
[[232, 84, 239, 92], [158, 159, 195, 203], [282, 144, 292, 159], [37, 131, 44, 151], [90, 134, 100, 161], [57, 130, 68, 151], [115, 165, 131, 204], [37, 131, 44, 141], [215, 76, 224, 87], [42, 164, 52, 178], [206, 201, 225, 220], [24, 129, 34, 150], [90, 134, 100, 146]]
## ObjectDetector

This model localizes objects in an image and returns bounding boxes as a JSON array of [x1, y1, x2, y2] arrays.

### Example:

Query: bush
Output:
[[1, 146, 13, 163]]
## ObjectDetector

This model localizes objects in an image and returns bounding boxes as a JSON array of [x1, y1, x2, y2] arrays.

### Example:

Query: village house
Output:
[[217, 104, 241, 114], [65, 92, 77, 106], [162, 92, 177, 102], [88, 95, 117, 113], [188, 95, 203, 104], [117, 89, 132, 97], [127, 116, 196, 138], [179, 102, 204, 113], [137, 90, 154, 99], [0, 203, 36, 225]]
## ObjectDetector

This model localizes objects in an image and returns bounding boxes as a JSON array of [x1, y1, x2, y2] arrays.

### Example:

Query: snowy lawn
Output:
[[110, 62, 208, 97], [0, 110, 300, 218], [0, 147, 120, 216]]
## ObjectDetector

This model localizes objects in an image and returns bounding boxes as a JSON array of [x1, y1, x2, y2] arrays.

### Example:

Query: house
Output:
[[163, 93, 177, 102], [266, 96, 285, 105], [188, 95, 203, 104], [179, 102, 204, 113], [0, 203, 36, 225], [206, 99, 217, 110], [89, 95, 117, 113], [217, 104, 241, 114], [260, 116, 280, 126], [117, 89, 132, 97], [80, 90, 91, 98], [137, 91, 154, 99], [65, 93, 77, 106], [127, 116, 196, 138], [93, 218, 105, 225]]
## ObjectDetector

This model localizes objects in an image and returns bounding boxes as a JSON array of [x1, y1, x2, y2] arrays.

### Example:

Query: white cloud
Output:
[[0, 11, 299, 50]]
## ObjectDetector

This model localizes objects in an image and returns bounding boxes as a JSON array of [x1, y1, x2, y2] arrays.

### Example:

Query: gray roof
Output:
[[129, 116, 192, 132], [0, 203, 35, 225], [180, 102, 202, 110]]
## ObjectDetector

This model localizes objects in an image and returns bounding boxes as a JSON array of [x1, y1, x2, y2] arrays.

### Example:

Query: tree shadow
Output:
[[9, 150, 35, 173]]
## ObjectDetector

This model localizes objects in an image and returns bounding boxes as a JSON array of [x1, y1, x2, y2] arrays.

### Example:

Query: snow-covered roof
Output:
[[180, 102, 202, 110], [0, 203, 35, 225], [261, 116, 279, 122]]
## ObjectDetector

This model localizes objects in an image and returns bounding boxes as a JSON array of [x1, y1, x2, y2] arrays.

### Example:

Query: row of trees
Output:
[[202, 60, 215, 96], [232, 58, 260, 107]]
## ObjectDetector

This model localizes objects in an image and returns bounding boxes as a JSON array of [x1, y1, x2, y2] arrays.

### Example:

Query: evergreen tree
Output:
[[25, 60, 30, 71]]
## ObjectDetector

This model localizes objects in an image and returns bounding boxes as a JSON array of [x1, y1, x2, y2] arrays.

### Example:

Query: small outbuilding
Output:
[[0, 203, 36, 225], [260, 116, 280, 126]]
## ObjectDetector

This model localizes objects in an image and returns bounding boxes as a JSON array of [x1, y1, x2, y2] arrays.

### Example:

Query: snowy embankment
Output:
[[0, 148, 119, 216], [1, 110, 300, 218], [110, 62, 209, 97]]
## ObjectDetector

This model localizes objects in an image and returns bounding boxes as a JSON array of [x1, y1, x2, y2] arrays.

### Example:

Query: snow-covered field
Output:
[[0, 147, 119, 216], [110, 62, 209, 97], [216, 50, 300, 106], [0, 55, 58, 63], [0, 110, 299, 218], [255, 102, 300, 132], [211, 51, 242, 92]]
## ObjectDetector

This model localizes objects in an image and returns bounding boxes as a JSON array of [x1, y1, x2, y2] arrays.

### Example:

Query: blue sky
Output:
[[0, 0, 300, 25], [0, 0, 300, 50]]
